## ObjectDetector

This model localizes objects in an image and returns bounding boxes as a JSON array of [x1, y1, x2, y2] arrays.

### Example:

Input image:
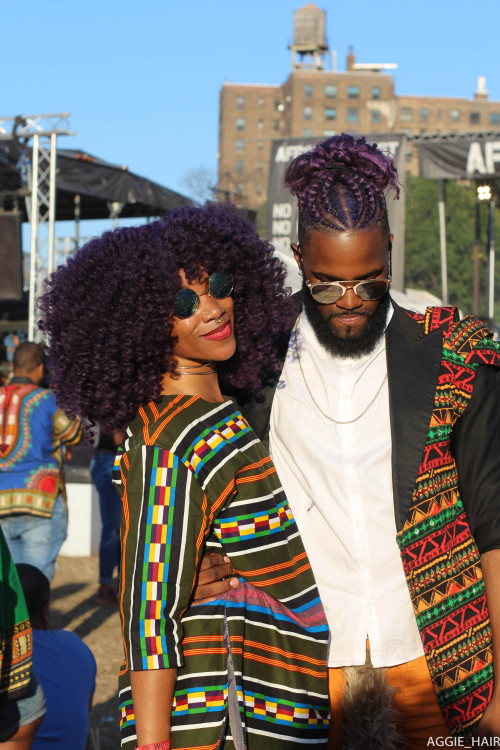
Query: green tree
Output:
[[405, 176, 500, 321]]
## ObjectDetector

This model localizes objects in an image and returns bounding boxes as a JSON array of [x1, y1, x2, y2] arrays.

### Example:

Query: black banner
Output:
[[418, 135, 500, 179], [266, 134, 407, 292]]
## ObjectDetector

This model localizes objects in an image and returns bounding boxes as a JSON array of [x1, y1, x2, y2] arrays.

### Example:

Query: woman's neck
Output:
[[159, 370, 225, 403]]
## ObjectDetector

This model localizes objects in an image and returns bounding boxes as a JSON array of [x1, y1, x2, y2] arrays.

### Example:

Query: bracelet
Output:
[[135, 742, 171, 750]]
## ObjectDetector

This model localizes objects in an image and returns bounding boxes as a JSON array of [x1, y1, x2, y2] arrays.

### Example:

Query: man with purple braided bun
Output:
[[195, 134, 500, 748]]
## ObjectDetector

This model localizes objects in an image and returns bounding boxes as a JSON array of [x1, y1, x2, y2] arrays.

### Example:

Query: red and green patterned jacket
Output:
[[389, 304, 500, 735]]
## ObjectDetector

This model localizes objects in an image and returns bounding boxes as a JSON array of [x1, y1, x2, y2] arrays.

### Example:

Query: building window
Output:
[[236, 96, 245, 109], [420, 108, 428, 122], [236, 117, 245, 130], [325, 107, 336, 121], [256, 183, 263, 195], [258, 140, 263, 149], [303, 128, 312, 137], [325, 84, 337, 98], [304, 106, 313, 120], [324, 130, 335, 136], [450, 109, 459, 122], [470, 112, 480, 125], [490, 112, 500, 125], [235, 183, 243, 195], [371, 110, 380, 124], [257, 162, 263, 171], [347, 108, 359, 123], [304, 84, 313, 98], [235, 161, 243, 174], [372, 86, 380, 100], [236, 140, 244, 153], [273, 119, 280, 130], [257, 119, 264, 130], [258, 97, 265, 108], [348, 86, 359, 99], [401, 107, 413, 122]]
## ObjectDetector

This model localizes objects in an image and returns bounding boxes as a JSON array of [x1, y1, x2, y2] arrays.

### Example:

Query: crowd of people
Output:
[[1, 133, 500, 749]]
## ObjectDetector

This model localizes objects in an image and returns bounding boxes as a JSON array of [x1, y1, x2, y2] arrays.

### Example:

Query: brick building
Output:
[[217, 3, 500, 210]]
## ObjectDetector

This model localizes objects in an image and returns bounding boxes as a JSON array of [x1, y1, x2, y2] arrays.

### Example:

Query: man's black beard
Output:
[[301, 283, 391, 359]]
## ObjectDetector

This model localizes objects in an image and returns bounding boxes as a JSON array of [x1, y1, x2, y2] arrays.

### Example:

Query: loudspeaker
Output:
[[0, 212, 23, 300]]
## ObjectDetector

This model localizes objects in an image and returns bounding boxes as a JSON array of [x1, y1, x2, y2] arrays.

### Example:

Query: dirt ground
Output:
[[51, 555, 122, 750]]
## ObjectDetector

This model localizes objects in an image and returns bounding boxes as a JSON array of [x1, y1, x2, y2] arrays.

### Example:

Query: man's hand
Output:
[[192, 553, 239, 604]]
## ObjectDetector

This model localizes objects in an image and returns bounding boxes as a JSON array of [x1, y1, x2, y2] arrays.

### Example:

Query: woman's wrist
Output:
[[135, 742, 171, 750]]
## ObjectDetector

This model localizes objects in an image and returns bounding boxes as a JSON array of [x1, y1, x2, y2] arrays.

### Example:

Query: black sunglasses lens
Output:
[[209, 270, 234, 299], [357, 281, 388, 300], [173, 288, 199, 318]]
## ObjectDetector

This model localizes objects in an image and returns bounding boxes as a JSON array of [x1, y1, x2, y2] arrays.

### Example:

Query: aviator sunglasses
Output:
[[297, 245, 391, 304], [173, 270, 234, 319]]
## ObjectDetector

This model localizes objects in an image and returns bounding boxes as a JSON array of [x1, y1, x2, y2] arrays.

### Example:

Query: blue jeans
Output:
[[0, 494, 68, 582], [91, 451, 121, 585]]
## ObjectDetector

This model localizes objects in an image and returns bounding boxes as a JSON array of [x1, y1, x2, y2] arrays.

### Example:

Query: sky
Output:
[[2, 0, 500, 214]]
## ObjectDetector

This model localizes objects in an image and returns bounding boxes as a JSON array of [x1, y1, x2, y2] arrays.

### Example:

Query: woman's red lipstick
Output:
[[202, 320, 232, 340]]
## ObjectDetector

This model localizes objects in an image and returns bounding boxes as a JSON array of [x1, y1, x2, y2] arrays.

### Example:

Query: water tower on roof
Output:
[[289, 3, 329, 71]]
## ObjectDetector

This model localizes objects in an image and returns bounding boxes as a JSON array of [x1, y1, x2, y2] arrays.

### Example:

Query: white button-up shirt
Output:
[[269, 306, 424, 668]]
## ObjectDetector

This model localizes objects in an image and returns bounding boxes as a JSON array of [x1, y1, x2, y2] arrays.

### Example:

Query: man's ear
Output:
[[291, 243, 302, 272]]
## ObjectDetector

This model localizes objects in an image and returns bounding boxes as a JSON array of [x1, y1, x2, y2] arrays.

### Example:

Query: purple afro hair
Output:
[[39, 202, 296, 433], [284, 133, 400, 241]]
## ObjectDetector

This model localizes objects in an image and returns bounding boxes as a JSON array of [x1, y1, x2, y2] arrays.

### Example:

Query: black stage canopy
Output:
[[0, 139, 191, 221]]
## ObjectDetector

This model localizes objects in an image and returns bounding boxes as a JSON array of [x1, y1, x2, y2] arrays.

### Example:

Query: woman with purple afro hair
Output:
[[39, 202, 330, 749], [39, 202, 296, 433]]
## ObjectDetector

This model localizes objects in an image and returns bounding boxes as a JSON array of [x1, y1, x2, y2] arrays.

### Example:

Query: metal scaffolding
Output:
[[0, 113, 75, 339]]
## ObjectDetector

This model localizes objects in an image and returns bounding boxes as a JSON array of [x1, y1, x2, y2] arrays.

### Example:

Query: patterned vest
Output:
[[397, 306, 500, 735]]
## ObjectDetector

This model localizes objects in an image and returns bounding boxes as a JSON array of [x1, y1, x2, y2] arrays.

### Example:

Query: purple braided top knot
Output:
[[284, 134, 400, 234]]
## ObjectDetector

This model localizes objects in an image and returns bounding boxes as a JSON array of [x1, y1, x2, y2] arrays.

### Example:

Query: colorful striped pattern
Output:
[[115, 396, 329, 748], [398, 307, 500, 735]]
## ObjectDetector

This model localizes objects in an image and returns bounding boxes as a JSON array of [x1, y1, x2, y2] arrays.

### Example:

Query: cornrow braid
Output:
[[284, 134, 400, 238]]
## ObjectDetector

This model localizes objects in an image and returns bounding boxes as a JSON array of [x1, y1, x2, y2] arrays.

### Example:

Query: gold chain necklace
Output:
[[293, 315, 388, 425]]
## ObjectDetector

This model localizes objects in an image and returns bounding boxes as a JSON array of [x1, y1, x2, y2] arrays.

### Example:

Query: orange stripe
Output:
[[119, 482, 130, 662], [243, 639, 326, 666], [148, 396, 199, 444], [195, 493, 209, 550], [241, 650, 326, 679], [243, 551, 308, 578], [154, 394, 184, 419], [183, 635, 225, 644], [213, 477, 236, 513], [250, 562, 311, 587], [183, 648, 228, 657], [237, 455, 272, 472], [140, 396, 199, 445], [236, 466, 277, 484]]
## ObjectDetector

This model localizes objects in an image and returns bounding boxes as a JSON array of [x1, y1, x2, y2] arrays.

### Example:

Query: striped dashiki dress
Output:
[[114, 395, 329, 749]]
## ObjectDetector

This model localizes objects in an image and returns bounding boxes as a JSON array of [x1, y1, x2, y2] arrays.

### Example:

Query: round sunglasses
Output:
[[305, 277, 391, 304], [173, 270, 234, 319]]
